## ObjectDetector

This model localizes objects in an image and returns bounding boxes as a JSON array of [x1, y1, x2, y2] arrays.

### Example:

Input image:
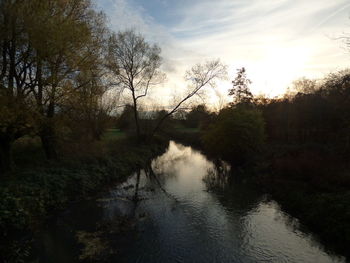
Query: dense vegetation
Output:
[[0, 0, 226, 261], [1, 0, 350, 261], [0, 134, 167, 262], [256, 71, 350, 254], [0, 0, 113, 173], [202, 106, 265, 164], [171, 69, 350, 256]]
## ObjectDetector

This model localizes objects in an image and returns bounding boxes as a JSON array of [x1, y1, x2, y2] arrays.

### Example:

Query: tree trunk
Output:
[[40, 124, 58, 160], [0, 138, 13, 175], [133, 169, 141, 202], [40, 98, 58, 160], [132, 98, 141, 141]]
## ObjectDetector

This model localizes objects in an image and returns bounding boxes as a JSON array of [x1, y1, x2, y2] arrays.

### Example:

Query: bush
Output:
[[202, 106, 265, 164]]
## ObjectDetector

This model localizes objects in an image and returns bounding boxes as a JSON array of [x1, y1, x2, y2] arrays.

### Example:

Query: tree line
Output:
[[176, 67, 350, 165], [0, 0, 110, 173], [2, 0, 349, 173], [0, 0, 226, 174], [260, 72, 350, 150]]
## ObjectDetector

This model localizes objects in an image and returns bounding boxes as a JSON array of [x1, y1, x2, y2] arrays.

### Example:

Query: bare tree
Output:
[[151, 59, 227, 136], [107, 30, 165, 140]]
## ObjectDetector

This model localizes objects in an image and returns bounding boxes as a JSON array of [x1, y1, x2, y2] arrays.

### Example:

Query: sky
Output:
[[97, 0, 350, 107]]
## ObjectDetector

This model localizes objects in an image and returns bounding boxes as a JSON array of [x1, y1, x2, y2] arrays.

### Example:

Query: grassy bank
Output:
[[0, 135, 168, 262]]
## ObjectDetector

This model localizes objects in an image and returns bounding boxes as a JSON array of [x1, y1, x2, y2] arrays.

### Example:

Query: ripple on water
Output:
[[38, 141, 347, 263]]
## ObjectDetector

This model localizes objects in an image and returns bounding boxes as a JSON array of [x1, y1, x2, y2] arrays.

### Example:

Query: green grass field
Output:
[[175, 127, 200, 133], [103, 129, 126, 141]]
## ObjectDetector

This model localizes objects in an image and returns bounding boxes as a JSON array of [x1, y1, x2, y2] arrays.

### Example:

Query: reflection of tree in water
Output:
[[203, 159, 264, 213], [145, 165, 179, 203], [76, 163, 180, 261], [204, 176, 313, 248], [140, 160, 323, 252], [127, 165, 179, 219], [203, 159, 231, 192], [77, 143, 346, 263]]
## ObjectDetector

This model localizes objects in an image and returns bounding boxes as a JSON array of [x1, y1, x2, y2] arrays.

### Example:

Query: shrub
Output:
[[202, 106, 265, 164]]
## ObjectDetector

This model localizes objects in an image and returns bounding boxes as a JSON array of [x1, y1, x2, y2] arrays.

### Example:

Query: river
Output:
[[37, 141, 347, 262]]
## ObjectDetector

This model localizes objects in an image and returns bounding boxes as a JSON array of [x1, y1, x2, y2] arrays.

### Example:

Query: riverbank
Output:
[[261, 177, 350, 257], [169, 130, 350, 258], [33, 141, 343, 263], [0, 136, 168, 262], [257, 143, 350, 257]]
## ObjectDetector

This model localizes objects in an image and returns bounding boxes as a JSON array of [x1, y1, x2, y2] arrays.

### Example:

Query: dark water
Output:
[[37, 141, 346, 263]]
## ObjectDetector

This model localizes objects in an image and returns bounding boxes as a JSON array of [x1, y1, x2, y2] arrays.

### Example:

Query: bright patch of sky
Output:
[[96, 0, 350, 107]]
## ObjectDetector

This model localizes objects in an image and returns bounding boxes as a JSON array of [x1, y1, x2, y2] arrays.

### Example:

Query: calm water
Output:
[[37, 141, 346, 263]]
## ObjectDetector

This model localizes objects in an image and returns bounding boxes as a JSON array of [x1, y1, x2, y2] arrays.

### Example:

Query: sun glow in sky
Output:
[[98, 0, 350, 107]]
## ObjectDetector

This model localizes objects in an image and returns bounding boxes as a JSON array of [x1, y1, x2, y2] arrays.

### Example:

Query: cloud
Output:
[[97, 0, 350, 105]]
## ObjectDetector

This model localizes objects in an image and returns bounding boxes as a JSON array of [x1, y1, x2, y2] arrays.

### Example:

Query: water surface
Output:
[[38, 141, 346, 263]]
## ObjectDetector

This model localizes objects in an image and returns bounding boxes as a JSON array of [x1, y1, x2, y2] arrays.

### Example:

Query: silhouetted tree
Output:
[[202, 106, 265, 164], [152, 59, 227, 136], [257, 70, 350, 149], [185, 104, 211, 128], [116, 104, 135, 132], [229, 67, 253, 104], [0, 0, 39, 173], [107, 30, 165, 141]]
